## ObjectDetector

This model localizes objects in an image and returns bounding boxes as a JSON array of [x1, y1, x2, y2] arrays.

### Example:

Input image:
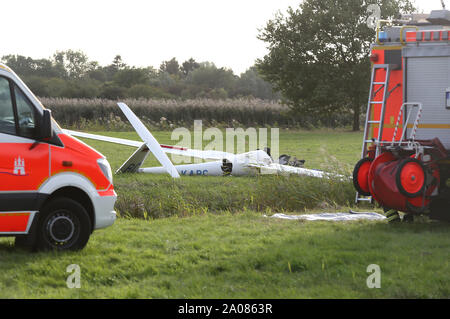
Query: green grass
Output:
[[0, 128, 449, 298], [0, 213, 448, 298], [113, 174, 356, 219]]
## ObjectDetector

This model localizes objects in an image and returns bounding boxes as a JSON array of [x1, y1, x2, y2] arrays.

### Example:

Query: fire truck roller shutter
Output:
[[404, 49, 450, 149]]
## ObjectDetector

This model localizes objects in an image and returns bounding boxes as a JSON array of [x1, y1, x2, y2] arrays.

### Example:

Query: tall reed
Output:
[[41, 97, 354, 130]]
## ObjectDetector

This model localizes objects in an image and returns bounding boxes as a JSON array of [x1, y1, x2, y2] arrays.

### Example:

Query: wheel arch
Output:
[[38, 172, 99, 232], [42, 187, 95, 233]]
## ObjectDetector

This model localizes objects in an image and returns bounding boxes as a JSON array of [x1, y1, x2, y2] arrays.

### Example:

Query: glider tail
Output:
[[117, 102, 180, 178]]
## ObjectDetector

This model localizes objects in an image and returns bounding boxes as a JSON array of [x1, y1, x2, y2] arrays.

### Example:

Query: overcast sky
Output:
[[0, 0, 439, 75]]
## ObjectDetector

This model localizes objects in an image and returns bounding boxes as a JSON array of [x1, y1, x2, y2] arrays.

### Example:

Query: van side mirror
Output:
[[40, 109, 53, 140]]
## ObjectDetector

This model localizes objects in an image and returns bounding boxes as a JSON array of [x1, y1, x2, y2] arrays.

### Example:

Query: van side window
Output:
[[0, 77, 15, 135], [14, 85, 36, 138]]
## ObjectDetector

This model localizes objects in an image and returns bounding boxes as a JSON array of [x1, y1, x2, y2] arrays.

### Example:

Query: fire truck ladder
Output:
[[356, 64, 392, 203]]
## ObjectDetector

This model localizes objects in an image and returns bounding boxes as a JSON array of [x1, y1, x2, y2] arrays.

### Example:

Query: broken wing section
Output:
[[246, 163, 339, 179], [63, 129, 143, 148], [117, 143, 151, 173], [160, 147, 235, 162]]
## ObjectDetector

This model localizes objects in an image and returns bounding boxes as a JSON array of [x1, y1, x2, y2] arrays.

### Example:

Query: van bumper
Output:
[[92, 190, 117, 229]]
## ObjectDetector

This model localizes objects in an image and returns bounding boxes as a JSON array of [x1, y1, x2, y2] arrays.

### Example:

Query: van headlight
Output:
[[97, 158, 113, 183]]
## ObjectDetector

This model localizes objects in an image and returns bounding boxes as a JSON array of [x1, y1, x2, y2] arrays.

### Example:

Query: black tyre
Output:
[[402, 213, 414, 223], [36, 197, 92, 251], [430, 197, 450, 222], [439, 169, 449, 191]]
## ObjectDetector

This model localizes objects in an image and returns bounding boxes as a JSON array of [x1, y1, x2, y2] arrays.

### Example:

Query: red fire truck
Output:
[[353, 10, 450, 221], [0, 64, 116, 250]]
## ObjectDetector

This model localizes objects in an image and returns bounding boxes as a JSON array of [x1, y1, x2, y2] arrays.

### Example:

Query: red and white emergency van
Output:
[[0, 63, 116, 250]]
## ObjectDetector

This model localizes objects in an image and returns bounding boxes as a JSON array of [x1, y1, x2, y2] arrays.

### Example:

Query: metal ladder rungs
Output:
[[356, 63, 390, 204]]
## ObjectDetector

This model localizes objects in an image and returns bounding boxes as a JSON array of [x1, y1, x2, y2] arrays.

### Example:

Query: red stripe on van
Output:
[[0, 212, 30, 232], [97, 188, 116, 197]]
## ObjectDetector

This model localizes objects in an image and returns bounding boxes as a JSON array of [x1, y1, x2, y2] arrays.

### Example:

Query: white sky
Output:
[[415, 0, 447, 12], [0, 0, 442, 75]]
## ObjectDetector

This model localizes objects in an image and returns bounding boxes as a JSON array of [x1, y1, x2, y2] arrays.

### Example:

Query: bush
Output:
[[113, 174, 355, 219], [41, 97, 295, 130], [40, 97, 356, 130], [126, 84, 174, 99], [99, 82, 126, 100], [61, 79, 101, 98]]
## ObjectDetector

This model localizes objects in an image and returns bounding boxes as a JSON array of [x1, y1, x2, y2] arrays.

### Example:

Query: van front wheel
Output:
[[37, 198, 92, 251]]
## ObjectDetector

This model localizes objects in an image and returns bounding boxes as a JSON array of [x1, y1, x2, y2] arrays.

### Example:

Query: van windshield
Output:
[[14, 84, 36, 138], [0, 77, 15, 135]]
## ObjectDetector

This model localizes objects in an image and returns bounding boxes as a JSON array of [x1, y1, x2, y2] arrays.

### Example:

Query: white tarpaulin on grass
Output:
[[268, 212, 386, 221]]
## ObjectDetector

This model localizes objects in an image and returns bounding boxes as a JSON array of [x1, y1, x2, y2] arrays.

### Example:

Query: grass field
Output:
[[0, 128, 449, 298], [1, 213, 449, 298]]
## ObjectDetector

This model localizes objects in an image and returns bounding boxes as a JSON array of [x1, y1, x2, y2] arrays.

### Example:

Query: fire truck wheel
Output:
[[440, 171, 450, 190], [352, 157, 373, 196], [36, 197, 92, 251], [402, 213, 414, 223], [430, 198, 450, 222], [395, 158, 426, 198]]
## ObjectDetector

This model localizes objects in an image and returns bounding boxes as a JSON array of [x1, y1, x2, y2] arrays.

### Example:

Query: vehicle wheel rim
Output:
[[399, 162, 425, 195], [45, 210, 79, 247]]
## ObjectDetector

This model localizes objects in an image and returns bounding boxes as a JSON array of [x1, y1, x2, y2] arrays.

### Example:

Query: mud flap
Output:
[[14, 212, 39, 251]]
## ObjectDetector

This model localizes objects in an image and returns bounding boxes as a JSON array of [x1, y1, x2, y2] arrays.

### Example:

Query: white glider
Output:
[[63, 102, 334, 179]]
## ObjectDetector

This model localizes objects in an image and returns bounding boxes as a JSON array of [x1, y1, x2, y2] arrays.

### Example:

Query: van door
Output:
[[0, 76, 49, 216]]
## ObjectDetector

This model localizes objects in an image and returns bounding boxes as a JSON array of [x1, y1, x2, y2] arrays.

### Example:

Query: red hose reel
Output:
[[353, 152, 440, 213], [396, 158, 426, 197]]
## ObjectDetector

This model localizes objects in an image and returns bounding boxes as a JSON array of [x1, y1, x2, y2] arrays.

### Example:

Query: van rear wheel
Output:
[[37, 197, 91, 251]]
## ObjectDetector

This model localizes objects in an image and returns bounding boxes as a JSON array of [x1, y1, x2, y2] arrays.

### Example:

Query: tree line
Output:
[[255, 0, 415, 130], [1, 52, 279, 100]]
